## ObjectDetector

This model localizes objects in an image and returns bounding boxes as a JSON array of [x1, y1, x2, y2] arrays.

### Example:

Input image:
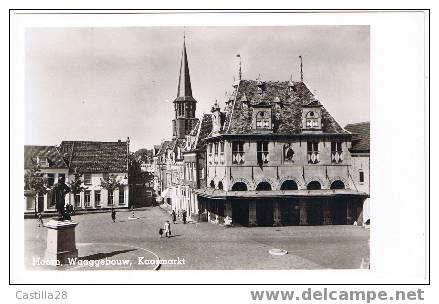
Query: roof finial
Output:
[[236, 54, 242, 80], [299, 55, 303, 82]]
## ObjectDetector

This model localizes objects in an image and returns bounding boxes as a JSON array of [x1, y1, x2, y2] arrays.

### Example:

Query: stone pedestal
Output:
[[44, 219, 78, 265], [248, 201, 257, 226]]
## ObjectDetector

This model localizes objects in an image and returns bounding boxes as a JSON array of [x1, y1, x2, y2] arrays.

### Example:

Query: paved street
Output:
[[25, 206, 369, 270]]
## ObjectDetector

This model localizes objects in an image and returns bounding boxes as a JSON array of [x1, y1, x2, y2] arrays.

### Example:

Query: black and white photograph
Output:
[[22, 25, 370, 271], [9, 9, 429, 291]]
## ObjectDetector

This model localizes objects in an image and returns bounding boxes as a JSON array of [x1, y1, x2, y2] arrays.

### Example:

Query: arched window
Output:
[[210, 180, 215, 189], [256, 181, 272, 191], [306, 111, 319, 128], [231, 182, 247, 191], [256, 111, 270, 129], [307, 181, 321, 190], [218, 181, 224, 190], [330, 180, 345, 190], [280, 180, 298, 190]]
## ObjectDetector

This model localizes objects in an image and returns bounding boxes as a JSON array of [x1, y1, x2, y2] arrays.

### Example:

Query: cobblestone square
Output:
[[25, 206, 370, 270]]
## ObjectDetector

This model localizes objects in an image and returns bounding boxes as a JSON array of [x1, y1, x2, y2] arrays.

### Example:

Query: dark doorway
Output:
[[307, 200, 324, 225], [280, 201, 300, 225], [231, 182, 247, 191], [331, 198, 347, 224], [232, 200, 249, 226], [280, 180, 298, 190], [256, 200, 274, 226]]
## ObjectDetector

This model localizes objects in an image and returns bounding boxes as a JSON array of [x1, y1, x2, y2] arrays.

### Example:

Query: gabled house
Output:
[[195, 78, 369, 226], [24, 145, 69, 214]]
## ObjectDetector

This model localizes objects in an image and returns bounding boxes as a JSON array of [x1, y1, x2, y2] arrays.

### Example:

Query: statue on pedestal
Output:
[[50, 176, 71, 220]]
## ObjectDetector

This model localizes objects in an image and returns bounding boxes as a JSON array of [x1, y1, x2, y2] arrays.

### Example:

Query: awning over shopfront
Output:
[[193, 188, 369, 199]]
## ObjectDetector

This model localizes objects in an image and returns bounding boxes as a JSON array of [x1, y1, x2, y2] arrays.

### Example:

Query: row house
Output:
[[24, 139, 130, 214], [153, 36, 202, 219]]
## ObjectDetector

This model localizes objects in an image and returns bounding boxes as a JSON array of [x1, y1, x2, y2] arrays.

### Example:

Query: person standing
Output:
[[37, 213, 44, 227], [111, 208, 116, 223], [163, 220, 171, 238], [171, 210, 177, 224], [182, 210, 187, 224]]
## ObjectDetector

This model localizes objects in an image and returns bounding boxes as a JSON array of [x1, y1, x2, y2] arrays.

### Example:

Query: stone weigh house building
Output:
[[24, 139, 130, 214], [153, 39, 370, 226]]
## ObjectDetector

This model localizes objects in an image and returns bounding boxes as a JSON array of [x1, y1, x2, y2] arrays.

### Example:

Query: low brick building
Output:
[[58, 140, 130, 210]]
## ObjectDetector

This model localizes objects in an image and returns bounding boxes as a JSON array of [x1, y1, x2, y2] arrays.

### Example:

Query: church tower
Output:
[[172, 36, 198, 139]]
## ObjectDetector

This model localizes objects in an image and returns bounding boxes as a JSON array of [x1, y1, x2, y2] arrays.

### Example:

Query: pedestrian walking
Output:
[[37, 213, 44, 227], [171, 210, 176, 224], [159, 227, 164, 238], [182, 210, 187, 224], [163, 220, 171, 238], [111, 209, 116, 223]]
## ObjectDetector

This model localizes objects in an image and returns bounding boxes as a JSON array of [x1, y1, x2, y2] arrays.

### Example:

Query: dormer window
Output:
[[306, 111, 319, 128], [256, 111, 270, 129], [37, 157, 49, 167], [253, 108, 272, 131]]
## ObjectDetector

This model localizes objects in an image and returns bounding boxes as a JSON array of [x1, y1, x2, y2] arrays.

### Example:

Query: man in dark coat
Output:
[[171, 210, 176, 224], [51, 176, 71, 220], [111, 208, 116, 223], [182, 210, 187, 224]]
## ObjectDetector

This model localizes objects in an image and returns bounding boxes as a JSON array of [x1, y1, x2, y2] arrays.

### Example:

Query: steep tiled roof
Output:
[[221, 80, 347, 135], [185, 113, 213, 151], [156, 141, 173, 156], [345, 122, 370, 152], [24, 145, 68, 169], [59, 141, 129, 173], [196, 113, 213, 149]]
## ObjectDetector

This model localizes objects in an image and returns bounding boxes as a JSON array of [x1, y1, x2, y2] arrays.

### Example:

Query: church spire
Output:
[[172, 34, 198, 139], [177, 36, 193, 98]]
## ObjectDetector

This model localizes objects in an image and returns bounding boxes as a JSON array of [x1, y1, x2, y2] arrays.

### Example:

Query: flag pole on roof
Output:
[[299, 55, 303, 82]]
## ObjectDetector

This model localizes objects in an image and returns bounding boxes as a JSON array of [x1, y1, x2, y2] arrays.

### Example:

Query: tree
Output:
[[24, 164, 48, 216], [100, 174, 122, 209], [134, 148, 153, 164], [68, 170, 88, 206]]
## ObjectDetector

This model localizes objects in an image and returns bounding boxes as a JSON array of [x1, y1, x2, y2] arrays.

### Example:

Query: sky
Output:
[[25, 26, 369, 151]]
